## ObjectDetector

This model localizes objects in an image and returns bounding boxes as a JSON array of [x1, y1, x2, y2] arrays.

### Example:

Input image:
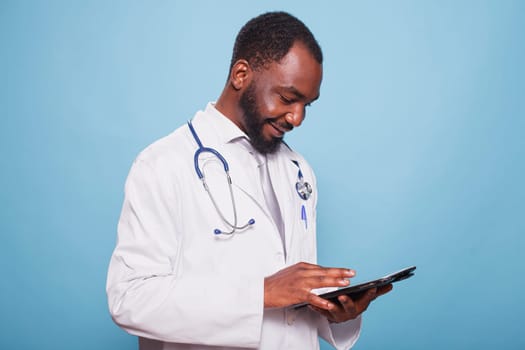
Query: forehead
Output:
[[253, 43, 323, 100]]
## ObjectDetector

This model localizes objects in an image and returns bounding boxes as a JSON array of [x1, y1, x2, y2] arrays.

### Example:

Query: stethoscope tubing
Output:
[[187, 119, 312, 235], [188, 121, 254, 235]]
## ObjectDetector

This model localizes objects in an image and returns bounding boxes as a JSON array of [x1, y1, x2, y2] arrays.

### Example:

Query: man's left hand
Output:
[[309, 284, 393, 323]]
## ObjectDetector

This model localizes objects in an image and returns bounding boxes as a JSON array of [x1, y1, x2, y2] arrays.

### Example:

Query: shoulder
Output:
[[123, 123, 197, 190], [134, 124, 192, 169], [122, 122, 199, 203]]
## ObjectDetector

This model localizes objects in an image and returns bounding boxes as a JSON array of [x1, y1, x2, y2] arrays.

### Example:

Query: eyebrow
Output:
[[282, 86, 320, 103]]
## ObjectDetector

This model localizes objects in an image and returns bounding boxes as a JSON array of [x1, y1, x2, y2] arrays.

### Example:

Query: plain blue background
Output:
[[1, 1, 524, 349]]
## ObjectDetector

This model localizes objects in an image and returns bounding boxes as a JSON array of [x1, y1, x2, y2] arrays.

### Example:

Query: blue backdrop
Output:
[[1, 1, 524, 349]]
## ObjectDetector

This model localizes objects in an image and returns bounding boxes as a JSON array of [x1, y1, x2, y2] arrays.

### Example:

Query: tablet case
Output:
[[293, 265, 416, 309]]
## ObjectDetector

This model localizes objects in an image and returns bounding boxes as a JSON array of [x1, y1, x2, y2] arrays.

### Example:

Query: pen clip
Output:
[[301, 205, 307, 229]]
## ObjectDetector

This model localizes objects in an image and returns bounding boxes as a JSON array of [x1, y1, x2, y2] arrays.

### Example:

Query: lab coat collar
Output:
[[191, 101, 300, 162], [198, 103, 294, 157], [201, 102, 248, 145], [192, 102, 299, 166]]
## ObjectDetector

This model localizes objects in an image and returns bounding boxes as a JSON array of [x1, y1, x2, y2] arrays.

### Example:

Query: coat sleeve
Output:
[[318, 316, 362, 350], [305, 162, 363, 349], [106, 157, 264, 347]]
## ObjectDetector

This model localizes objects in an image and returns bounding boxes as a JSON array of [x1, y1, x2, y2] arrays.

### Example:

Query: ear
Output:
[[229, 59, 252, 90]]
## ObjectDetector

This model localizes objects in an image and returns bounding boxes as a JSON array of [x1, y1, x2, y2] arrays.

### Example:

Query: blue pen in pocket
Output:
[[301, 205, 307, 229]]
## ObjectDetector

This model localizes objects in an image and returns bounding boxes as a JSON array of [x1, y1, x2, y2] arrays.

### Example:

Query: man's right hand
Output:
[[263, 262, 355, 310]]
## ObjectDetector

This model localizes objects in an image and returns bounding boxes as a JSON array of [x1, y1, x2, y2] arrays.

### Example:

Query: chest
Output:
[[173, 145, 317, 277]]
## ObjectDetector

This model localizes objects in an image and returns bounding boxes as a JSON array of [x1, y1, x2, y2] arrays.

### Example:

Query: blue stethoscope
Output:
[[188, 120, 312, 235]]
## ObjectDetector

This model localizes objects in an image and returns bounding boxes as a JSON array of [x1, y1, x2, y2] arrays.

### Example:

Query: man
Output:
[[107, 11, 391, 350]]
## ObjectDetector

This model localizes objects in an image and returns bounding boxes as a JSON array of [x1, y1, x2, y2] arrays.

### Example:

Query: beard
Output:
[[239, 83, 283, 155]]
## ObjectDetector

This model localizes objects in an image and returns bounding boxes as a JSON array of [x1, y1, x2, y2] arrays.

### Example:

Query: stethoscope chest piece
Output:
[[292, 160, 312, 201], [296, 180, 312, 200]]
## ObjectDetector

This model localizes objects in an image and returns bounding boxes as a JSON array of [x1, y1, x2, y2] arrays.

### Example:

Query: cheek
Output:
[[257, 93, 283, 118], [251, 79, 283, 117]]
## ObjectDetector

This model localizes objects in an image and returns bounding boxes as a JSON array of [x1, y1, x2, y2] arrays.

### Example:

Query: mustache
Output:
[[268, 119, 294, 132]]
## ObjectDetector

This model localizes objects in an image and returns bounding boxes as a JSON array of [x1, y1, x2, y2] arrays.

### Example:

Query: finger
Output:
[[306, 293, 338, 311], [338, 295, 357, 316], [301, 268, 355, 289], [305, 267, 356, 279], [364, 288, 378, 302], [308, 304, 339, 323], [306, 275, 351, 289], [315, 296, 357, 324], [295, 262, 323, 270], [293, 263, 355, 282], [308, 304, 332, 318], [376, 284, 393, 297], [353, 288, 377, 313]]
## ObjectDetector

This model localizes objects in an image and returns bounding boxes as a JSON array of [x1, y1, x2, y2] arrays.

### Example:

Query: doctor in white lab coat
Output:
[[107, 11, 391, 350]]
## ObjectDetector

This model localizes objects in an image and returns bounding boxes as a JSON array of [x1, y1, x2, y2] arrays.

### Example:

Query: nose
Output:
[[285, 105, 306, 128]]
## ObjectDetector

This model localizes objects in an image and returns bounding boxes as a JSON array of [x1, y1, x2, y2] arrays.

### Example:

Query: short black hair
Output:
[[229, 11, 323, 73]]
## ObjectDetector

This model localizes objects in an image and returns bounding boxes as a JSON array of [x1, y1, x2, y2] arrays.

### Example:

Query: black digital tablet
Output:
[[293, 265, 416, 309]]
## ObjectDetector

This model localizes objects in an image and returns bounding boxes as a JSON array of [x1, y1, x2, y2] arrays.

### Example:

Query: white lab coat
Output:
[[107, 103, 361, 349]]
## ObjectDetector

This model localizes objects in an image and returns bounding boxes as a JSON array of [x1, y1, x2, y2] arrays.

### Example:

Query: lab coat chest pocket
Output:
[[298, 200, 317, 262], [282, 196, 316, 265], [270, 157, 317, 264]]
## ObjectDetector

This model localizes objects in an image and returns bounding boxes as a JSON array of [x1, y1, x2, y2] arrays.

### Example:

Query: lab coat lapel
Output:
[[225, 144, 265, 208], [227, 144, 289, 234]]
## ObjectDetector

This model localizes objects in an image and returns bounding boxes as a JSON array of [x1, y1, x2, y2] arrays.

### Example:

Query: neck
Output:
[[215, 87, 246, 133]]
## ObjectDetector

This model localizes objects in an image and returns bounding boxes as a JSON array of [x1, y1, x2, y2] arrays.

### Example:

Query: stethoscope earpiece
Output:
[[214, 218, 255, 235]]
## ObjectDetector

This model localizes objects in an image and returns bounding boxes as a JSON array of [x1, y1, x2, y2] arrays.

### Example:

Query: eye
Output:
[[279, 95, 294, 104]]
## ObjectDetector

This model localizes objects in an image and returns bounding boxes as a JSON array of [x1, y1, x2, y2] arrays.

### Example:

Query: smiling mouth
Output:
[[268, 120, 292, 137]]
